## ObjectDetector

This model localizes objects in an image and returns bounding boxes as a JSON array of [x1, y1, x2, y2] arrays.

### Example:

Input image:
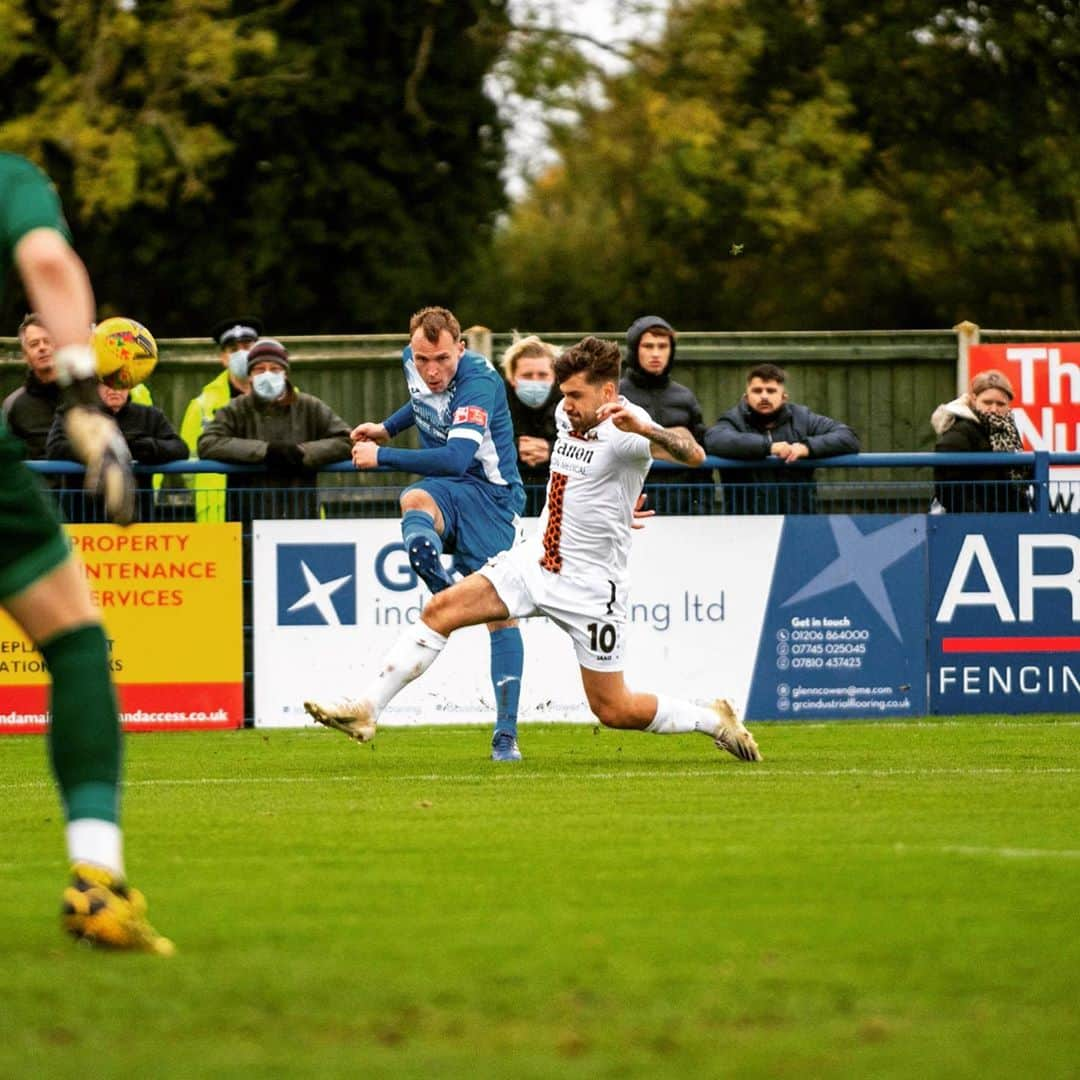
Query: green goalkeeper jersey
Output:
[[0, 152, 71, 300]]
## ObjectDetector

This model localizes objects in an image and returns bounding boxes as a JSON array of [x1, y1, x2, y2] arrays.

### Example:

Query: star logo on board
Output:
[[277, 544, 357, 626], [781, 517, 925, 641]]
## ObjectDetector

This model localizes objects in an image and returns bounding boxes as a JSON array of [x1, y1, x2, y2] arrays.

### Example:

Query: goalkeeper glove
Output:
[[61, 376, 136, 526]]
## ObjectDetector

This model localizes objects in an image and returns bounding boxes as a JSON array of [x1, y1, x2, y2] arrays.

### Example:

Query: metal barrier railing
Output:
[[24, 450, 1076, 520]]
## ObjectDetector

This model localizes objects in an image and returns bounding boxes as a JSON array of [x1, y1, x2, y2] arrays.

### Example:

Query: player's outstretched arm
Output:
[[598, 402, 706, 466], [645, 424, 706, 467], [14, 228, 94, 351], [16, 228, 137, 525]]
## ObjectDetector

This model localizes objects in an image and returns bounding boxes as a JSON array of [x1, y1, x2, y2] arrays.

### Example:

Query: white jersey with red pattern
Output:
[[531, 397, 653, 588]]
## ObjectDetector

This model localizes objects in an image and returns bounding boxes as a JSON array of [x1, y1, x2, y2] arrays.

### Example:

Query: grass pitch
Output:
[[1, 718, 1077, 1078]]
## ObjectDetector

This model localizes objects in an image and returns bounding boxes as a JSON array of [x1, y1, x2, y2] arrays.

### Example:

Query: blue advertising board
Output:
[[747, 515, 927, 720], [928, 515, 1080, 713]]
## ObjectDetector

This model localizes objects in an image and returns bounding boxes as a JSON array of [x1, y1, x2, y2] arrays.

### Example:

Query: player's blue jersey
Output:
[[401, 347, 522, 490]]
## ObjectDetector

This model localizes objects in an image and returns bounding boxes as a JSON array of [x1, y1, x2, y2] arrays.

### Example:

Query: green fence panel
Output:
[[4, 327, 1078, 467]]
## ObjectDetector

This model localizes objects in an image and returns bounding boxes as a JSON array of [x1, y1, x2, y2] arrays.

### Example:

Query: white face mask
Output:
[[251, 371, 286, 401], [227, 349, 250, 380], [514, 380, 553, 408]]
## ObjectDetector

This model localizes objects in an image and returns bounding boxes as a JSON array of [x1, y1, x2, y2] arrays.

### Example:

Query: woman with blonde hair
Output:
[[931, 369, 1031, 512], [501, 335, 561, 516]]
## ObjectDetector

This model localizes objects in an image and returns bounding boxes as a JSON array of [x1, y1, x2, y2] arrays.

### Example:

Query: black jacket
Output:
[[505, 379, 560, 516], [704, 400, 860, 514], [47, 398, 188, 522], [621, 316, 709, 513], [931, 400, 1031, 513], [3, 373, 61, 460]]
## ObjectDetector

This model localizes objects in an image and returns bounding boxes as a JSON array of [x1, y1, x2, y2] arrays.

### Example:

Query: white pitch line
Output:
[[0, 765, 1077, 793], [895, 843, 1080, 860]]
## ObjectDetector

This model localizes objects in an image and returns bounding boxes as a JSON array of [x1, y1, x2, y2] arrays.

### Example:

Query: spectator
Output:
[[620, 316, 710, 514], [705, 362, 860, 514], [197, 338, 351, 520], [932, 368, 1031, 513], [47, 379, 187, 523], [501, 335, 560, 516], [179, 316, 263, 522], [3, 313, 62, 470]]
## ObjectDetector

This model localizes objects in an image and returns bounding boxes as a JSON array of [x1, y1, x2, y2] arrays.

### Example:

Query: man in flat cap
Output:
[[178, 316, 264, 522]]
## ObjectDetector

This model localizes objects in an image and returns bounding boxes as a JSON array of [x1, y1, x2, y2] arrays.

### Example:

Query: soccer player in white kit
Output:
[[305, 336, 761, 762]]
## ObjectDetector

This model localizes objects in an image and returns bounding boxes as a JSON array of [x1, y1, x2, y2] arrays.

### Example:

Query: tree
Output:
[[0, 0, 510, 333], [478, 0, 1080, 330]]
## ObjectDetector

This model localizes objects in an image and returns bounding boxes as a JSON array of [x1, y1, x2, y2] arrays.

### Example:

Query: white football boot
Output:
[[303, 698, 377, 743], [712, 699, 762, 762]]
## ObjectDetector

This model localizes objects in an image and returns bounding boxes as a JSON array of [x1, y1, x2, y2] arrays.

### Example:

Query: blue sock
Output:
[[401, 509, 442, 553], [402, 510, 453, 592], [489, 626, 523, 738]]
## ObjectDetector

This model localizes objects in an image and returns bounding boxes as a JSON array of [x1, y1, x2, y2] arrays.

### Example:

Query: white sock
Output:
[[646, 695, 719, 736], [66, 819, 124, 877], [365, 625, 449, 713]]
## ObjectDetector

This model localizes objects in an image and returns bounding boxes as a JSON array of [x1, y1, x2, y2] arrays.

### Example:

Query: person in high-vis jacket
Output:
[[178, 316, 262, 522]]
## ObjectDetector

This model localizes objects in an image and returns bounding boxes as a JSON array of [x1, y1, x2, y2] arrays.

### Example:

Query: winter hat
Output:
[[246, 338, 290, 374]]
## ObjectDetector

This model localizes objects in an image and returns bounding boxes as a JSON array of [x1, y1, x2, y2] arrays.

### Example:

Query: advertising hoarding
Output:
[[0, 523, 244, 733]]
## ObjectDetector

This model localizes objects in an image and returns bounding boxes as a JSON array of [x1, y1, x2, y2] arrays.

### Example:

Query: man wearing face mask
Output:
[[500, 335, 561, 517], [197, 338, 352, 520], [178, 317, 264, 522]]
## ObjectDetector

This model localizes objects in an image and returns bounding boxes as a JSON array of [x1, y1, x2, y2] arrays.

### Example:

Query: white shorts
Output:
[[478, 545, 628, 671]]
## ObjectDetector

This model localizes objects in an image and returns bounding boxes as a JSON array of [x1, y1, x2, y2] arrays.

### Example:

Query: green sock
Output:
[[41, 624, 122, 824]]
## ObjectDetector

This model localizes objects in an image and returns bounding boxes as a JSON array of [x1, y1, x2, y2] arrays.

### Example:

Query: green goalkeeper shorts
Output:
[[0, 416, 70, 602]]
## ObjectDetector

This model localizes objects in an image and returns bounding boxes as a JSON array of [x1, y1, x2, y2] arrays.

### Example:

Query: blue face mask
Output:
[[514, 380, 553, 408], [251, 371, 286, 401], [227, 349, 250, 380]]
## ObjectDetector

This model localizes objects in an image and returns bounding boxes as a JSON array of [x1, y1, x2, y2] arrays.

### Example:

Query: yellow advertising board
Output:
[[0, 523, 243, 732]]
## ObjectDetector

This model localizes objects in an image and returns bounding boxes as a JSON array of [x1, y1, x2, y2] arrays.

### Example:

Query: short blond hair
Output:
[[500, 334, 559, 380]]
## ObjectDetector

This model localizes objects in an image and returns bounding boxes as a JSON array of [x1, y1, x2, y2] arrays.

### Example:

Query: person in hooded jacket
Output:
[[704, 362, 859, 514], [931, 368, 1031, 513], [619, 316, 709, 514], [197, 338, 352, 520]]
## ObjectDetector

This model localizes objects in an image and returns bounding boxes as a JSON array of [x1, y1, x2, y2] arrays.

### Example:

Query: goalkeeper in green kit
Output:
[[0, 152, 172, 953]]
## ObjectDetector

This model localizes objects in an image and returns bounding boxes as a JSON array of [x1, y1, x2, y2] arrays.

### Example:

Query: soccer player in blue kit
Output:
[[306, 306, 527, 761]]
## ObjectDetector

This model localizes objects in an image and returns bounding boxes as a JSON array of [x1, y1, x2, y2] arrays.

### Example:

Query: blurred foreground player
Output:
[[0, 152, 172, 953], [305, 336, 761, 762]]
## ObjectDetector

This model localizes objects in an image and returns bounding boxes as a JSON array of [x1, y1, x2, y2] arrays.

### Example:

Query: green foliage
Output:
[[1, 720, 1077, 1075], [479, 0, 1080, 331], [0, 0, 509, 334]]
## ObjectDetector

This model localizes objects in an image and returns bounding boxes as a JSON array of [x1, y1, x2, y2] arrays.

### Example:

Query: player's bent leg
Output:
[[488, 619, 523, 762], [400, 492, 454, 594], [4, 560, 175, 951], [422, 574, 510, 637], [579, 669, 656, 730], [579, 670, 762, 761], [3, 555, 99, 644], [305, 577, 509, 740]]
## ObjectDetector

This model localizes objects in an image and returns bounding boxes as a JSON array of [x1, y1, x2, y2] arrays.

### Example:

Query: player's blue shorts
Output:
[[406, 476, 524, 575]]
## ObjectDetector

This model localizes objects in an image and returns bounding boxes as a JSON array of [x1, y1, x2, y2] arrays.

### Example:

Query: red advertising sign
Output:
[[969, 343, 1080, 452]]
